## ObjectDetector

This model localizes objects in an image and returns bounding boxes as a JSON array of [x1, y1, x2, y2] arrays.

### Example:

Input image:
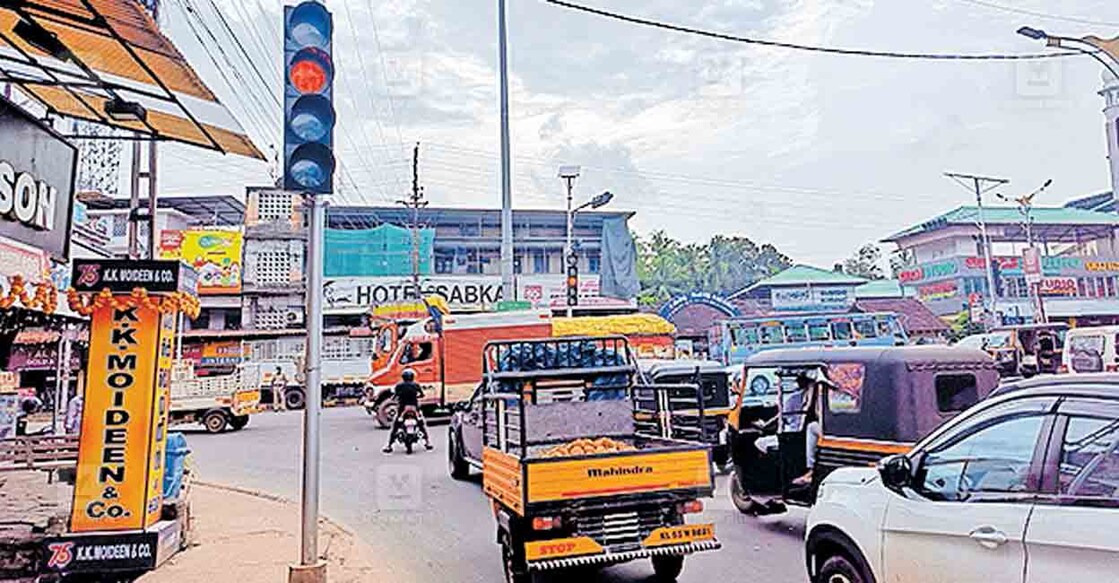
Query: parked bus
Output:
[[712, 312, 908, 365]]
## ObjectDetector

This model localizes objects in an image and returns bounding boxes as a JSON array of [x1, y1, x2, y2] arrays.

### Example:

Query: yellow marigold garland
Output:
[[0, 275, 59, 314], [66, 287, 201, 319]]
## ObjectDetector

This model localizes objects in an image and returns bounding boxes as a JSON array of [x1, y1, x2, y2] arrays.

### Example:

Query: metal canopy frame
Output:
[[0, 0, 261, 158]]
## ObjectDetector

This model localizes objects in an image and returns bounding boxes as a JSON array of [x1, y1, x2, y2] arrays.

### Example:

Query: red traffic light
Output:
[[289, 47, 333, 95], [291, 59, 326, 94]]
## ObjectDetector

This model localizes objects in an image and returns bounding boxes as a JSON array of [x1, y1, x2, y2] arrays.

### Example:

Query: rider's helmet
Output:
[[401, 368, 416, 382]]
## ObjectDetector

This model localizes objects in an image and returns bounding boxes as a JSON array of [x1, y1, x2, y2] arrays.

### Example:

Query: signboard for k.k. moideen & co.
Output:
[[68, 260, 195, 533]]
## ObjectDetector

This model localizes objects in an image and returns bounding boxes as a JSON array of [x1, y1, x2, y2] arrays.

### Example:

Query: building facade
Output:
[[883, 206, 1119, 325]]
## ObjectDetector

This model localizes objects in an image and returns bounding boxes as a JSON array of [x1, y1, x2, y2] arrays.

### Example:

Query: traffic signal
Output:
[[566, 251, 579, 307], [283, 1, 335, 194]]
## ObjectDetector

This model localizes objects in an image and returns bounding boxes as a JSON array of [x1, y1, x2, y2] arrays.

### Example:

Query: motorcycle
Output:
[[399, 408, 422, 454]]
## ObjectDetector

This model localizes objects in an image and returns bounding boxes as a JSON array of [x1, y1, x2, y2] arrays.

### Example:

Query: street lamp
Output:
[[997, 178, 1053, 323], [558, 166, 615, 316], [1016, 26, 1119, 81]]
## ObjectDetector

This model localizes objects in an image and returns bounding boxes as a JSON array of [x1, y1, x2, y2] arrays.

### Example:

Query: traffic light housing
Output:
[[283, 1, 335, 194], [566, 251, 579, 307]]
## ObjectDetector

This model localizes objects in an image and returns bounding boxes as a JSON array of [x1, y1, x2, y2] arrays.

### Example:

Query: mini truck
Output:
[[169, 360, 261, 433], [451, 336, 720, 583]]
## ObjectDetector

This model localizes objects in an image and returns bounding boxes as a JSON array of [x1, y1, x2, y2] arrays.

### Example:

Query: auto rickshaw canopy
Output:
[[744, 346, 1000, 443]]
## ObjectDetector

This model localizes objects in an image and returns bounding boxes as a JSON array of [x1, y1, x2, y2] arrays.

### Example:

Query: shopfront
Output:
[[901, 254, 1119, 324], [0, 95, 79, 434]]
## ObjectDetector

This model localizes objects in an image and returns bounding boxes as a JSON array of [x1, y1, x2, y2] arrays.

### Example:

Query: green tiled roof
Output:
[[884, 205, 1119, 242], [744, 264, 868, 291], [855, 279, 905, 299]]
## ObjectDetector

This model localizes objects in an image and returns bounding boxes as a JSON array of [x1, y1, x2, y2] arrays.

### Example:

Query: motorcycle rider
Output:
[[382, 368, 433, 453]]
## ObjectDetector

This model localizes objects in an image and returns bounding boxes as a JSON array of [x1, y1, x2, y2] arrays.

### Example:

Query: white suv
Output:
[[805, 375, 1119, 583]]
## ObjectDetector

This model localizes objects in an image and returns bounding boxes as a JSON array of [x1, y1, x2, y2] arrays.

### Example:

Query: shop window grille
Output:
[[258, 191, 293, 223], [256, 250, 293, 285]]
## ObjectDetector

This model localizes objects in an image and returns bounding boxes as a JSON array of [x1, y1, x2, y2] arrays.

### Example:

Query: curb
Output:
[[192, 481, 361, 541]]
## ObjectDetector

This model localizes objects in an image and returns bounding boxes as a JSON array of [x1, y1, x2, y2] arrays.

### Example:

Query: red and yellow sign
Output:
[[70, 301, 176, 532], [642, 523, 715, 547], [524, 537, 603, 561]]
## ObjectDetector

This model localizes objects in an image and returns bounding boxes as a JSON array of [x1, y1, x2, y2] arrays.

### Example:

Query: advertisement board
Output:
[[1040, 277, 1078, 297], [322, 274, 634, 313], [0, 96, 77, 261], [1023, 248, 1042, 285], [158, 228, 242, 294], [71, 304, 163, 532], [199, 340, 245, 366], [71, 260, 187, 294], [771, 286, 854, 312], [43, 531, 158, 574]]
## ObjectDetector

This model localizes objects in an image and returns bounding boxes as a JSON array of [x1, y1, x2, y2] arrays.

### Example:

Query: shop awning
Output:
[[0, 0, 263, 159]]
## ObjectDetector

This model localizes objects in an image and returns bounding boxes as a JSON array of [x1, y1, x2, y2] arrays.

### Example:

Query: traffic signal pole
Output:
[[282, 3, 334, 581]]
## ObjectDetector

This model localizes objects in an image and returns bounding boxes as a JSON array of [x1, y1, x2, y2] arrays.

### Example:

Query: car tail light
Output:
[[678, 500, 704, 514], [1106, 363, 1119, 372], [1058, 365, 1069, 374], [532, 516, 563, 530]]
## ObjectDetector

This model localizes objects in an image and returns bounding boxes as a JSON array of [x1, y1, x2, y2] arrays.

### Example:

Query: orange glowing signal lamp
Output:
[[291, 59, 327, 94]]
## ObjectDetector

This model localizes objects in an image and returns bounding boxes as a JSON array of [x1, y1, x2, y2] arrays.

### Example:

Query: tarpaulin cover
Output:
[[324, 224, 434, 277], [496, 340, 629, 398], [599, 216, 640, 299]]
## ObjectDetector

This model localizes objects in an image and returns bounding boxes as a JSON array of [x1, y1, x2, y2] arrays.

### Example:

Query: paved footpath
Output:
[[140, 482, 416, 583]]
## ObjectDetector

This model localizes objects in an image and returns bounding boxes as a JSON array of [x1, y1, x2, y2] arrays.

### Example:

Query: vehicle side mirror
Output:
[[878, 454, 913, 491]]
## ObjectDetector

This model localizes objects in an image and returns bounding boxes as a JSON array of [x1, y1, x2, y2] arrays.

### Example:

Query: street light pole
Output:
[[558, 166, 580, 318], [498, 0, 515, 303]]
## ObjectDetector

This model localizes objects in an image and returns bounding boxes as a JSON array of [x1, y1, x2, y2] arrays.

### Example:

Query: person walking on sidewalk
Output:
[[382, 369, 433, 453]]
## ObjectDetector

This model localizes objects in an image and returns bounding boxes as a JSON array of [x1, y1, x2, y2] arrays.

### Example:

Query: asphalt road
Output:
[[182, 408, 809, 583]]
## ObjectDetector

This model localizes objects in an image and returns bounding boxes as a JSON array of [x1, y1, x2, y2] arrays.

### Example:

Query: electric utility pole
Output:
[[399, 142, 428, 301], [945, 172, 1009, 328]]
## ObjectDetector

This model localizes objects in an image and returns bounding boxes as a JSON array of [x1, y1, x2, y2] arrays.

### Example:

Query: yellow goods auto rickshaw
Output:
[[727, 345, 999, 515]]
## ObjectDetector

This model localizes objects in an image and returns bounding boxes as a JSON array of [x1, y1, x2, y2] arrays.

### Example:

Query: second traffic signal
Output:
[[566, 252, 579, 307]]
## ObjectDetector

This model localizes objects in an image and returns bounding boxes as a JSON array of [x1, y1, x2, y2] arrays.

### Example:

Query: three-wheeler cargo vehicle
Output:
[[727, 346, 999, 515], [449, 337, 720, 583], [636, 359, 733, 469]]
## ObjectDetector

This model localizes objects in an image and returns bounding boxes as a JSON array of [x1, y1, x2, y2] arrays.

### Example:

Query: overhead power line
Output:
[[951, 0, 1119, 28], [543, 0, 1085, 61]]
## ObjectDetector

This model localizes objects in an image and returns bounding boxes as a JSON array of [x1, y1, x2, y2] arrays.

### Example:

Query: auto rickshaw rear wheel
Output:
[[651, 555, 684, 581], [729, 468, 756, 514]]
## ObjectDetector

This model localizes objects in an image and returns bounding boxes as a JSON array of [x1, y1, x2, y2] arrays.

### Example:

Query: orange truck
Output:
[[364, 311, 678, 428], [364, 310, 553, 427], [448, 336, 719, 582]]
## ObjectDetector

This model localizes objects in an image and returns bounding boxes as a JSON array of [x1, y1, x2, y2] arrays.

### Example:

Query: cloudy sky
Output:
[[152, 0, 1119, 265]]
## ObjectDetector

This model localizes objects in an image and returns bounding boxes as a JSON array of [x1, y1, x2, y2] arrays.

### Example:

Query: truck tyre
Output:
[[229, 415, 250, 431], [375, 398, 398, 430], [729, 467, 756, 515], [284, 387, 306, 410], [651, 555, 684, 581], [448, 428, 470, 480], [203, 410, 228, 434]]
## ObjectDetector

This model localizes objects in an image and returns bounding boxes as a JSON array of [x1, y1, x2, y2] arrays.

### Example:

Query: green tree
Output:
[[841, 243, 885, 280], [635, 231, 791, 305]]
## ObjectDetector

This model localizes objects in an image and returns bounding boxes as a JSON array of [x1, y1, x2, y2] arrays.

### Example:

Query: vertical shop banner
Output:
[[158, 228, 242, 294], [144, 312, 175, 526], [71, 305, 162, 532]]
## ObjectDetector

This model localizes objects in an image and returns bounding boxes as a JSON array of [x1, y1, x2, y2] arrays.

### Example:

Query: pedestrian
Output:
[[271, 366, 288, 409], [64, 393, 83, 435]]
